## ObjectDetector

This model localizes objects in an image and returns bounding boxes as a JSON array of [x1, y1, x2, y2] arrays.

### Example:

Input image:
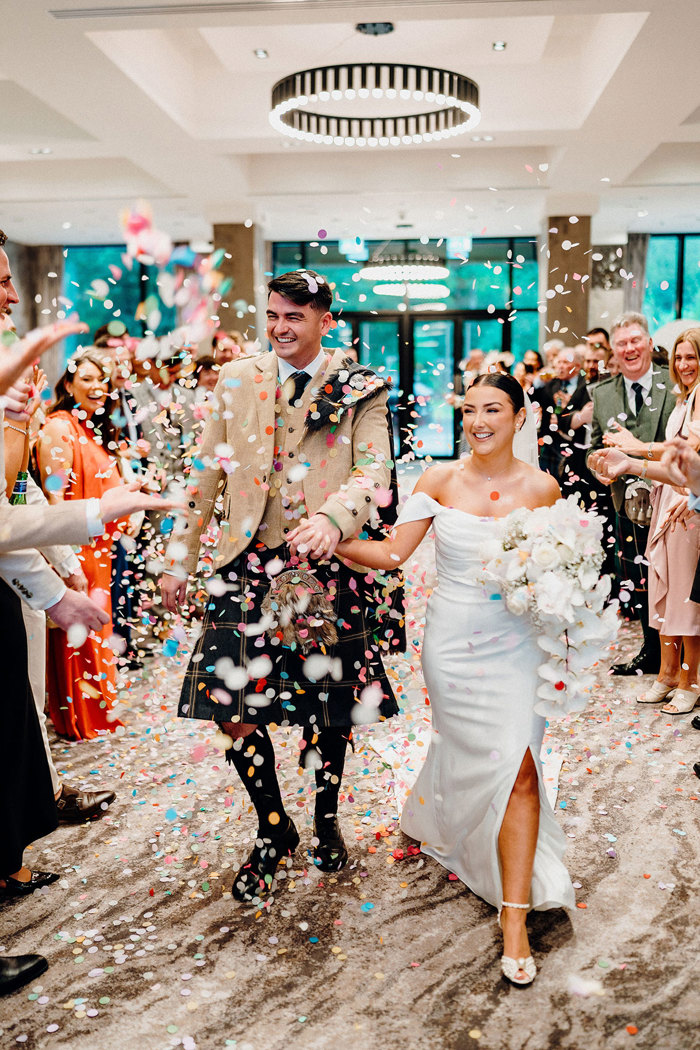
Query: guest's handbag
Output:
[[261, 568, 338, 653], [624, 479, 653, 526]]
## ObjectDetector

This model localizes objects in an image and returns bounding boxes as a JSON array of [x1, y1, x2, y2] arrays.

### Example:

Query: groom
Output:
[[161, 269, 404, 902]]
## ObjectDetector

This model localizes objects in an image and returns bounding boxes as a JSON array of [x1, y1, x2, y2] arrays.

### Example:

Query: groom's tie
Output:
[[284, 370, 311, 405], [631, 381, 644, 415]]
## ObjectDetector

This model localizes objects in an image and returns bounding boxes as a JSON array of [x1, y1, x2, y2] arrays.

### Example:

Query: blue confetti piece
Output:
[[360, 902, 375, 913], [308, 936, 319, 944], [45, 474, 64, 492], [559, 800, 567, 809], [41, 387, 52, 401], [489, 593, 502, 601], [163, 638, 178, 658], [160, 516, 174, 534], [165, 808, 178, 821]]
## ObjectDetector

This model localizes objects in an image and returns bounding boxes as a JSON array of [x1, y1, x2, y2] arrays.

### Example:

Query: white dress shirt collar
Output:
[[623, 366, 653, 416], [277, 348, 327, 384]]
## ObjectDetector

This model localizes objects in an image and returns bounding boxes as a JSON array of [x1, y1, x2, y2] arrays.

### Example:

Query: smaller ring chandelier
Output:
[[270, 62, 480, 148]]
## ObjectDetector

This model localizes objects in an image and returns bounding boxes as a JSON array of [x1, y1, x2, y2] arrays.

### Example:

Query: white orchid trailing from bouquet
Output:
[[479, 497, 619, 717]]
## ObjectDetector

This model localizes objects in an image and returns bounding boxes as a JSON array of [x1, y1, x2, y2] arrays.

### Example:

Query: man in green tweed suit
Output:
[[587, 311, 675, 675]]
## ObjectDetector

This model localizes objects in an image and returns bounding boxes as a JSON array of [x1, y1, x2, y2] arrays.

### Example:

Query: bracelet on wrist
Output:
[[4, 422, 28, 436], [647, 442, 654, 459], [640, 460, 648, 478]]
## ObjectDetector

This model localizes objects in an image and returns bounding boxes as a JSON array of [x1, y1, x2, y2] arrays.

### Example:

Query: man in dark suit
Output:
[[533, 346, 591, 480], [587, 312, 675, 675]]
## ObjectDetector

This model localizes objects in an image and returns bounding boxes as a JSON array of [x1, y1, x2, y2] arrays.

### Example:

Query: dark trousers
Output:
[[0, 581, 57, 875], [614, 511, 660, 659]]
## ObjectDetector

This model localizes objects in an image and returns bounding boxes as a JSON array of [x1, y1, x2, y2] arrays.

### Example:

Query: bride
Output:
[[326, 373, 575, 986]]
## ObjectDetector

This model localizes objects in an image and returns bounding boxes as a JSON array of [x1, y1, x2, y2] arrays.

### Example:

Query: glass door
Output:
[[357, 319, 400, 452], [411, 320, 455, 458]]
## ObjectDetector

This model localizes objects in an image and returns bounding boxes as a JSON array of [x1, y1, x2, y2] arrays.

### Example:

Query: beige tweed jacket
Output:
[[170, 349, 393, 576]]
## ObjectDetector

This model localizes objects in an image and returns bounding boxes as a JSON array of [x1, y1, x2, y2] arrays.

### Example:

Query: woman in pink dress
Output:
[[605, 329, 700, 712]]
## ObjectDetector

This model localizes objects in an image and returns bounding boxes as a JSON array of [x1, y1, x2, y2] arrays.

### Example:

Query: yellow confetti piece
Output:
[[469, 1030, 482, 1040]]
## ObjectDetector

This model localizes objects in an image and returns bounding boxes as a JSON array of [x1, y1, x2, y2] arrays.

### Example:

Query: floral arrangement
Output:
[[479, 497, 619, 717]]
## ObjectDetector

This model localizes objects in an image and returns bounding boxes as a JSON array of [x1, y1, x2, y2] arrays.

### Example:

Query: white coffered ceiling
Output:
[[1, 0, 699, 246]]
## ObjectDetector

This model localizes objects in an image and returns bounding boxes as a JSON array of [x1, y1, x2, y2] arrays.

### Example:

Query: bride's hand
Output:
[[602, 423, 645, 455]]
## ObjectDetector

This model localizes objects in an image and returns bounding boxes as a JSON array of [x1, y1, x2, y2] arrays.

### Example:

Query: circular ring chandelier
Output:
[[270, 62, 480, 148]]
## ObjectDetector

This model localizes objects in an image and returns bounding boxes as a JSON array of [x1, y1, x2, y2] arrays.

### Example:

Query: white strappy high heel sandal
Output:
[[498, 901, 537, 987]]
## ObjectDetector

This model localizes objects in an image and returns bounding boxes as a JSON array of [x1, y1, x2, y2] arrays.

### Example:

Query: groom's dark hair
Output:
[[467, 371, 525, 413]]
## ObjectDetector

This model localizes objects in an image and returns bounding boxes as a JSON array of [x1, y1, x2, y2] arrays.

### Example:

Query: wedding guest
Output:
[[161, 269, 404, 903], [194, 354, 220, 393], [330, 373, 575, 987], [587, 312, 675, 675], [37, 352, 127, 740], [593, 329, 700, 710], [212, 329, 246, 363], [533, 347, 588, 478], [0, 302, 184, 898], [3, 372, 116, 820]]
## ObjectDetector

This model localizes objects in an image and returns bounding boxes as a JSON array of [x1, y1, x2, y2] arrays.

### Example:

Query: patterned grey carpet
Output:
[[1, 522, 698, 1050]]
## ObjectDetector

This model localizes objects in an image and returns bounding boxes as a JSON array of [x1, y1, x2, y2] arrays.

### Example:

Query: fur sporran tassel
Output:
[[261, 568, 338, 654]]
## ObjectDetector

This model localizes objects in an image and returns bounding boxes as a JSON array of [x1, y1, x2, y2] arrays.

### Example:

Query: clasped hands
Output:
[[286, 513, 341, 560]]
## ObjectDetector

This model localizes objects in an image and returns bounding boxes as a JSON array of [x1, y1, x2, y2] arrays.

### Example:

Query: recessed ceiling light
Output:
[[471, 135, 481, 142], [482, 135, 494, 142], [29, 147, 52, 155], [492, 41, 507, 51], [254, 48, 269, 59]]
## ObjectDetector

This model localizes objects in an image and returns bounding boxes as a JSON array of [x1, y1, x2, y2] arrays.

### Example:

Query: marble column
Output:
[[212, 223, 257, 337], [546, 216, 592, 343]]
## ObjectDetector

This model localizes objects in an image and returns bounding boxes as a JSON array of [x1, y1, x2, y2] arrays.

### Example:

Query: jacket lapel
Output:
[[252, 352, 278, 455]]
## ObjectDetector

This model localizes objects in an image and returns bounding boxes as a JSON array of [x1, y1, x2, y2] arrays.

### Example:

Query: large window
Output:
[[643, 234, 700, 328], [61, 245, 177, 359]]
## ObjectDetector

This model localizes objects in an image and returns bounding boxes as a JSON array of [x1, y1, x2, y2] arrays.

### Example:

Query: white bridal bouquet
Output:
[[479, 497, 619, 717]]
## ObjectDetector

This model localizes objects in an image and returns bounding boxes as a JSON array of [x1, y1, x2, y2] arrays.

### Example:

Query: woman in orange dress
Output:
[[38, 351, 126, 741]]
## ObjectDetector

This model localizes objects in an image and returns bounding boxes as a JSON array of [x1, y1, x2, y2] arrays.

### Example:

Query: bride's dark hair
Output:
[[467, 371, 525, 413]]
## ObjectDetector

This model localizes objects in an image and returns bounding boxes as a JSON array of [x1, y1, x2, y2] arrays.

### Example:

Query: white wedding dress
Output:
[[398, 491, 575, 911]]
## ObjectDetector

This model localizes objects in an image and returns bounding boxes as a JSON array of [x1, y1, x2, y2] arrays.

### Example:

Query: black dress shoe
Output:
[[611, 650, 659, 676], [0, 871, 59, 898], [691, 714, 700, 731], [0, 955, 48, 995], [232, 819, 299, 902], [693, 761, 700, 780], [312, 817, 349, 872], [56, 783, 116, 824]]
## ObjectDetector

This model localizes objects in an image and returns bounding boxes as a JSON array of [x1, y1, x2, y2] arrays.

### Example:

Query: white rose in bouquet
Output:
[[506, 586, 530, 616], [531, 541, 561, 571]]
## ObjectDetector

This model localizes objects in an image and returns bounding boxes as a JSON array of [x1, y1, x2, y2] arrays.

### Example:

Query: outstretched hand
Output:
[[660, 436, 700, 495], [287, 514, 341, 560], [588, 447, 631, 484], [0, 320, 88, 396], [602, 423, 645, 455], [100, 481, 186, 524]]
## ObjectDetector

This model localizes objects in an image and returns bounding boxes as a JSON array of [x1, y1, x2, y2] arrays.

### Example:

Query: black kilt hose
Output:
[[178, 544, 402, 729]]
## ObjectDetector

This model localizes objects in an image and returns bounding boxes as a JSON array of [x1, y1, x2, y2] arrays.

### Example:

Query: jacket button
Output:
[[288, 426, 295, 433], [365, 495, 371, 502], [283, 527, 289, 534], [352, 509, 358, 516], [188, 500, 196, 508]]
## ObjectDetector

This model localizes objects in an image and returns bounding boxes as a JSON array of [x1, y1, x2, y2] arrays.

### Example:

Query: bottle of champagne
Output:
[[10, 470, 28, 506]]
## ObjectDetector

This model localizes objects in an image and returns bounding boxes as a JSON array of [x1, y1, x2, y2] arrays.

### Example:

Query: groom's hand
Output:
[[287, 513, 341, 560]]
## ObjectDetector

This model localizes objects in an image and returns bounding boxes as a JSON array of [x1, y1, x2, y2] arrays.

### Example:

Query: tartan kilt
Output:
[[178, 545, 400, 728], [614, 511, 650, 620]]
